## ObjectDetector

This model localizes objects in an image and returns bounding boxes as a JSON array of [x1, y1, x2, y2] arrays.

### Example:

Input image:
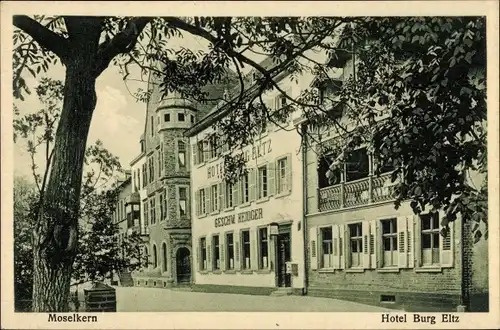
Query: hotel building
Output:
[[298, 48, 489, 312], [186, 69, 307, 295]]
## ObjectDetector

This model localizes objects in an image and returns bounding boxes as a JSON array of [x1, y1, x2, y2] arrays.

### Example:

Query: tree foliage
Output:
[[12, 14, 487, 311]]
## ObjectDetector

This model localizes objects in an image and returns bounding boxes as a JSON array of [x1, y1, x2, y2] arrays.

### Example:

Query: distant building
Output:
[[127, 65, 237, 288]]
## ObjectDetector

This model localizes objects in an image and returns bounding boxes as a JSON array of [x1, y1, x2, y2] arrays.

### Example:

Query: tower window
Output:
[[178, 113, 185, 122], [164, 113, 170, 122], [191, 115, 195, 123]]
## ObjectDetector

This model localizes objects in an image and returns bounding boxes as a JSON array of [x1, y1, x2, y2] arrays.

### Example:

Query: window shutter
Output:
[[407, 216, 415, 268], [286, 154, 292, 192], [195, 241, 199, 267], [268, 163, 275, 196], [249, 168, 256, 202], [370, 220, 377, 269], [219, 182, 225, 210], [440, 221, 454, 268], [397, 216, 408, 268], [194, 190, 200, 216], [207, 235, 212, 271], [332, 225, 340, 269], [340, 223, 347, 269], [362, 221, 371, 269], [234, 231, 241, 270], [233, 180, 240, 206], [155, 195, 160, 224], [220, 234, 226, 271], [414, 215, 422, 267], [250, 228, 258, 270], [309, 226, 318, 270], [206, 187, 211, 214]]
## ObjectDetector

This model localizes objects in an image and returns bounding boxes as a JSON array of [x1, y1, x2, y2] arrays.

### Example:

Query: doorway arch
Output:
[[175, 247, 191, 284]]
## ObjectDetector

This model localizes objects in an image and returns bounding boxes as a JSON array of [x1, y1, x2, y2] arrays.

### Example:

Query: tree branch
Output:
[[13, 15, 69, 61], [93, 17, 152, 77]]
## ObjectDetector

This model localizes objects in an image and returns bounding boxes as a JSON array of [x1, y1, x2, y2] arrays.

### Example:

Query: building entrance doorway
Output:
[[176, 247, 191, 284], [276, 232, 292, 287]]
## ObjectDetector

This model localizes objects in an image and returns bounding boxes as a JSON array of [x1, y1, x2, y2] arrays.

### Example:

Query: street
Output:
[[115, 286, 395, 312]]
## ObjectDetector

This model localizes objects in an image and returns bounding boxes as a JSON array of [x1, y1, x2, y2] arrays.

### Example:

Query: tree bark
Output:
[[31, 48, 98, 312]]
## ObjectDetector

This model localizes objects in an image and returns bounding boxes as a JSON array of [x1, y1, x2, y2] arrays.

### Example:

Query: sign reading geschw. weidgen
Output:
[[214, 208, 263, 228]]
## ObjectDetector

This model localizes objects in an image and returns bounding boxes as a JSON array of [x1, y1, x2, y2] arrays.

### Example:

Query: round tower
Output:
[[155, 95, 196, 285]]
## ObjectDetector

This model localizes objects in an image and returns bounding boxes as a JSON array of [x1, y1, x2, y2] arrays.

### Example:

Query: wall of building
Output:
[[306, 200, 464, 311], [190, 121, 305, 290]]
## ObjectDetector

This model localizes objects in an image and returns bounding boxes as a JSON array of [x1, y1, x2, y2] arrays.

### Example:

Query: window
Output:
[[153, 244, 158, 268], [381, 218, 398, 267], [259, 117, 267, 134], [143, 201, 148, 226], [190, 114, 195, 123], [241, 172, 249, 204], [345, 148, 369, 182], [162, 243, 167, 272], [178, 141, 186, 170], [148, 157, 155, 183], [258, 166, 268, 199], [209, 135, 219, 159], [197, 141, 205, 163], [277, 157, 288, 194], [318, 80, 342, 104], [200, 237, 207, 270], [149, 198, 156, 225], [179, 187, 187, 216], [178, 113, 185, 121], [143, 246, 149, 267], [210, 185, 218, 212], [421, 213, 440, 265], [164, 113, 170, 122], [213, 235, 220, 270], [321, 227, 333, 268], [158, 146, 163, 176], [200, 189, 206, 214], [241, 230, 251, 269], [226, 183, 234, 208], [258, 228, 268, 269], [226, 233, 234, 270], [349, 223, 363, 267], [142, 164, 147, 188], [150, 116, 154, 136], [159, 192, 165, 222]]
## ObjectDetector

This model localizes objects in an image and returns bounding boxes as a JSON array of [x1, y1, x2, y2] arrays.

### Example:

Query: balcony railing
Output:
[[318, 172, 396, 212]]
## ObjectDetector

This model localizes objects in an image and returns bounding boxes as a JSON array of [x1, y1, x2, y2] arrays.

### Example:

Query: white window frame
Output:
[[200, 237, 207, 271], [257, 227, 269, 269], [380, 218, 398, 268], [225, 232, 235, 270], [177, 185, 189, 218], [212, 234, 221, 270], [420, 213, 440, 266], [241, 229, 251, 270], [320, 226, 334, 269], [348, 222, 363, 268], [257, 165, 268, 200]]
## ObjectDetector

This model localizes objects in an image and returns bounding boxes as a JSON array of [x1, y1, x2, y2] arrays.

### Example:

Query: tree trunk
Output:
[[31, 57, 97, 312]]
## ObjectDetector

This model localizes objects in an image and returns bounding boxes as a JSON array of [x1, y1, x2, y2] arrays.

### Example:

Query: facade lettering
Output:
[[214, 208, 263, 228]]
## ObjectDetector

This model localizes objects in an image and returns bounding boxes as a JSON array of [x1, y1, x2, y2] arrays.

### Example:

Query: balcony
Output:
[[318, 172, 397, 212]]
